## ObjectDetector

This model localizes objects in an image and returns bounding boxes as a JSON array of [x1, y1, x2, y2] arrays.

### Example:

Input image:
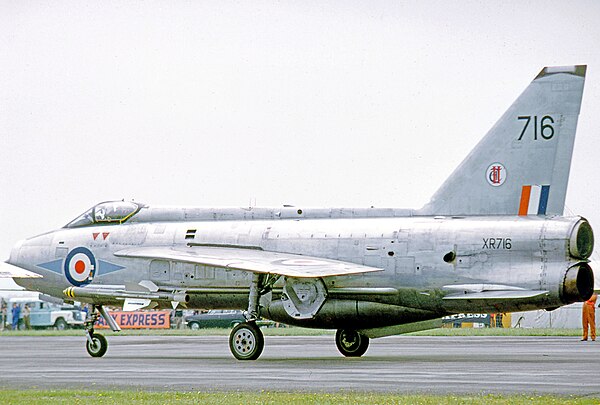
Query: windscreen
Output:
[[65, 201, 140, 228]]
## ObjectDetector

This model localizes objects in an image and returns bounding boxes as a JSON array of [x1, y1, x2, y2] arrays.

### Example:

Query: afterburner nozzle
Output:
[[569, 219, 594, 260], [560, 263, 594, 304]]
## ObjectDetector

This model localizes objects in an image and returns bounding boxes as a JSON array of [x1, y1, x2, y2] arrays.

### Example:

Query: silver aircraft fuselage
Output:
[[9, 204, 594, 331]]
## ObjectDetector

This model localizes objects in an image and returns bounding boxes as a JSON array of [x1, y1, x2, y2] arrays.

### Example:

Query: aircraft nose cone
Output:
[[7, 239, 25, 266]]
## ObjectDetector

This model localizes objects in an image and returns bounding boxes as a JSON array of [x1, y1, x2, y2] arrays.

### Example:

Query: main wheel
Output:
[[229, 322, 264, 360], [86, 333, 108, 358], [189, 321, 200, 330], [335, 329, 369, 357]]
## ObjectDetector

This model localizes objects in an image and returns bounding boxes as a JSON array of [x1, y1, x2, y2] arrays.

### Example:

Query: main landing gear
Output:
[[229, 321, 264, 360], [335, 329, 369, 357], [228, 273, 277, 360], [83, 305, 120, 358]]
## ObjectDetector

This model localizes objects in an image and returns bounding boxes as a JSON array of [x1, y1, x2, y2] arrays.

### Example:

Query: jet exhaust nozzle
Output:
[[569, 219, 594, 260], [560, 262, 594, 304]]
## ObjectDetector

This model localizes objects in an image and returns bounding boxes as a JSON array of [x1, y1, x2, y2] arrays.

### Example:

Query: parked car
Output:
[[6, 299, 85, 330], [184, 310, 273, 329]]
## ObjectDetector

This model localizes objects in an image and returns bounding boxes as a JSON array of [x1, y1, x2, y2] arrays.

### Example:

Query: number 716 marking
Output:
[[517, 115, 555, 140]]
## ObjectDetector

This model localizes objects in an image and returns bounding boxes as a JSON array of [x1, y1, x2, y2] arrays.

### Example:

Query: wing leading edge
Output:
[[114, 246, 382, 278]]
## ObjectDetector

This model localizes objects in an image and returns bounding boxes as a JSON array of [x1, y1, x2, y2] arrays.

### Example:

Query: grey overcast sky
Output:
[[1, 1, 600, 289]]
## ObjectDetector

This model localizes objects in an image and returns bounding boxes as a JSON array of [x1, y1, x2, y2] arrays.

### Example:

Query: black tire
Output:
[[86, 333, 108, 358], [55, 318, 68, 331], [229, 322, 264, 360], [189, 322, 200, 330], [335, 329, 369, 357]]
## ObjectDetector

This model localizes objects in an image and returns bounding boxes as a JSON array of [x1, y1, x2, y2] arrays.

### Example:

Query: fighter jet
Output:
[[4, 65, 594, 360]]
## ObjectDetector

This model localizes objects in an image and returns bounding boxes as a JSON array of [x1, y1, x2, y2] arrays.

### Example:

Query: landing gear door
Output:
[[281, 277, 327, 320]]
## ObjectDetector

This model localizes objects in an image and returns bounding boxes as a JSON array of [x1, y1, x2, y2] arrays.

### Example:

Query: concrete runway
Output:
[[0, 334, 599, 395]]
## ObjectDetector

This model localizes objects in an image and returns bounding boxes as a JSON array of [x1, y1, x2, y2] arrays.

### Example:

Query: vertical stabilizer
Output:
[[417, 65, 586, 216]]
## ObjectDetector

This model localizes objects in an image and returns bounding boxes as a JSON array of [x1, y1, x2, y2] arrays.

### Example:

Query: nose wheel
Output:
[[86, 332, 108, 357], [335, 329, 369, 357], [229, 321, 264, 360], [83, 304, 119, 358]]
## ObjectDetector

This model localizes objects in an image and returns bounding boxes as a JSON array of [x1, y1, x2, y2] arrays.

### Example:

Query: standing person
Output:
[[582, 292, 598, 341], [22, 304, 31, 330], [0, 299, 6, 331], [11, 303, 21, 331]]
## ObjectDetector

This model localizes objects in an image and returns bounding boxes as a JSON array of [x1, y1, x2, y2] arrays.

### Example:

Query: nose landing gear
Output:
[[83, 305, 120, 358], [86, 332, 108, 357]]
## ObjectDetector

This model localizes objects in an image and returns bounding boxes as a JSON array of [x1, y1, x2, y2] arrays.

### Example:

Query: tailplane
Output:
[[417, 65, 586, 216]]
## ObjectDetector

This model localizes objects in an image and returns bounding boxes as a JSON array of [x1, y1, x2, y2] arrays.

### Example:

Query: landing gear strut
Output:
[[83, 305, 120, 358], [228, 273, 277, 360], [335, 329, 369, 357]]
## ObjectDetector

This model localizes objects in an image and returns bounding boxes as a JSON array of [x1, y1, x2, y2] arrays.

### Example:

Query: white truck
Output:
[[6, 298, 85, 330]]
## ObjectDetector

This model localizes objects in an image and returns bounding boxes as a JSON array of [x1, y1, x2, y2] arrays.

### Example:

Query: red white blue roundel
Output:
[[64, 247, 96, 286]]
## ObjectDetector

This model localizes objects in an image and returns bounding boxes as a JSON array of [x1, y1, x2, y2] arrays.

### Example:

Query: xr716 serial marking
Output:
[[3, 65, 594, 360], [482, 238, 512, 250]]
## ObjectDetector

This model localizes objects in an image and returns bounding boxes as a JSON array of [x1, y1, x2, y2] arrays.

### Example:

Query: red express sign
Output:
[[95, 310, 171, 329]]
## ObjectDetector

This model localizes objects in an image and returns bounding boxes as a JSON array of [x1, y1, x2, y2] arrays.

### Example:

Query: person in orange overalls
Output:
[[582, 293, 598, 341]]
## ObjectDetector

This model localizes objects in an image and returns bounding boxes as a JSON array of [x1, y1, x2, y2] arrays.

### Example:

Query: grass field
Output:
[[0, 390, 597, 405]]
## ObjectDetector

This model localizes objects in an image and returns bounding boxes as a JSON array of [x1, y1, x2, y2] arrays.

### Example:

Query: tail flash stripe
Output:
[[519, 185, 551, 216], [538, 185, 550, 215], [518, 186, 531, 216], [527, 185, 542, 215]]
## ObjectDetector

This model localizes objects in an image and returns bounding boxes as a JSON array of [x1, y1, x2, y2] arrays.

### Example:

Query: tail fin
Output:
[[417, 65, 586, 216]]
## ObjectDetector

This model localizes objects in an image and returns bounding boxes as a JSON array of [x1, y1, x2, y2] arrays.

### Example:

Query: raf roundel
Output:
[[64, 247, 96, 286]]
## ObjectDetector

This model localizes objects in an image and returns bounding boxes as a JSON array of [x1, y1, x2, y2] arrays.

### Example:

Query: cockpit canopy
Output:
[[65, 201, 141, 228]]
